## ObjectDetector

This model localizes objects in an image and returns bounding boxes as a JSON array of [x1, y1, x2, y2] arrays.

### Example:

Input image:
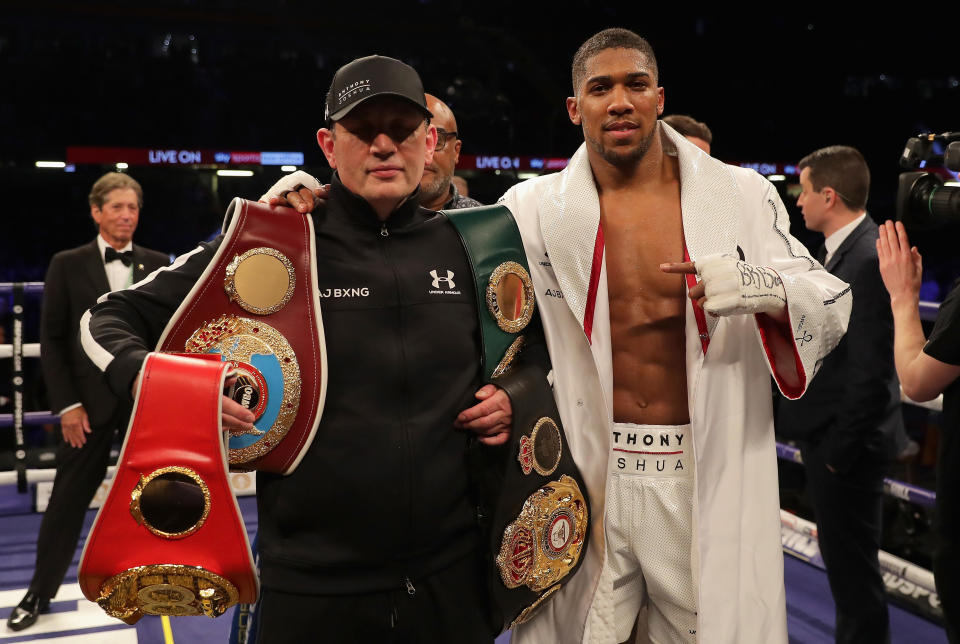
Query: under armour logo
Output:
[[430, 269, 455, 289]]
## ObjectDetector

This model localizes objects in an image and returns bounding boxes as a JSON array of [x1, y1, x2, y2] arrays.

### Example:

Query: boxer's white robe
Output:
[[501, 126, 851, 644]]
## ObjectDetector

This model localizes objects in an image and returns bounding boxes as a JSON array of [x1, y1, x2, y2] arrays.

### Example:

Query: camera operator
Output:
[[878, 219, 960, 642]]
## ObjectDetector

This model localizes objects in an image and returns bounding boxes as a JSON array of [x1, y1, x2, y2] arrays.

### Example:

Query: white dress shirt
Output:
[[823, 212, 867, 266], [96, 234, 134, 292]]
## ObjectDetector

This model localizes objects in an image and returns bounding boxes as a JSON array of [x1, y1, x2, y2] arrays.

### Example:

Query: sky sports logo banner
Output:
[[66, 147, 304, 166]]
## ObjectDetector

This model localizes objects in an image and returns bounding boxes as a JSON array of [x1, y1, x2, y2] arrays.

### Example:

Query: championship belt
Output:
[[157, 198, 327, 474], [444, 205, 590, 632], [79, 352, 258, 624]]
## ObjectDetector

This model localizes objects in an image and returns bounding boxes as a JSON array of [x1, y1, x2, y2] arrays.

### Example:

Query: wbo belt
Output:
[[79, 352, 258, 623], [157, 198, 327, 474], [446, 205, 591, 633]]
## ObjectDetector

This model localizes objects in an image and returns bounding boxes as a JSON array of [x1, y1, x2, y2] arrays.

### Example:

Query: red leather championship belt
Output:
[[79, 352, 258, 623], [157, 198, 327, 474]]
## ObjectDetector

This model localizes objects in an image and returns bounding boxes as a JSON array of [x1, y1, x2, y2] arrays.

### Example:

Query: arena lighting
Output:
[[280, 165, 297, 172], [115, 162, 128, 170], [517, 172, 540, 179], [35, 161, 65, 168], [217, 170, 255, 177], [768, 174, 786, 182]]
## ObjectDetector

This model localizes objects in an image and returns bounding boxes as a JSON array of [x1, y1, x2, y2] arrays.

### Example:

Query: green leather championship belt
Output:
[[444, 205, 590, 633]]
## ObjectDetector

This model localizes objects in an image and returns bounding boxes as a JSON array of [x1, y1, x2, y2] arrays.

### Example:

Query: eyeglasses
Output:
[[435, 128, 459, 151]]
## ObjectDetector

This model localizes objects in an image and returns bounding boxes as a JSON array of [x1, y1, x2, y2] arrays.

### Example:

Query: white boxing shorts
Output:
[[592, 423, 698, 644]]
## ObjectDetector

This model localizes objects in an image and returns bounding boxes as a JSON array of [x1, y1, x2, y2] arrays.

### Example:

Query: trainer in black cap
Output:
[[324, 55, 433, 124]]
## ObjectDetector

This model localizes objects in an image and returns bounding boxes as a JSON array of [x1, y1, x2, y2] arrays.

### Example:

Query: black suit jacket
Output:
[[777, 216, 903, 471], [40, 238, 169, 428]]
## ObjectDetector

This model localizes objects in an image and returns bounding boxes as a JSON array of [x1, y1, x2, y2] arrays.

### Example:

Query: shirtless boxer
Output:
[[500, 29, 851, 643]]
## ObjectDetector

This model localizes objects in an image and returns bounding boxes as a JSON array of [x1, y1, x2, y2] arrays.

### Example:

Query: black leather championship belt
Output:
[[444, 205, 590, 633], [156, 198, 327, 474]]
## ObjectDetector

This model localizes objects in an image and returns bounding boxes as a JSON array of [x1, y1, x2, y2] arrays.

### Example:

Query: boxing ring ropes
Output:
[[0, 281, 948, 625]]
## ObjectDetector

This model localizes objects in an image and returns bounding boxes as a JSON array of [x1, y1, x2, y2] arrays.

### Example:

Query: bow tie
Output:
[[104, 247, 134, 266]]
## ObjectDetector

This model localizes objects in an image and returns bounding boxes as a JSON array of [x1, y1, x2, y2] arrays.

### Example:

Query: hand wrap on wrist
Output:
[[697, 253, 787, 316], [258, 170, 321, 203]]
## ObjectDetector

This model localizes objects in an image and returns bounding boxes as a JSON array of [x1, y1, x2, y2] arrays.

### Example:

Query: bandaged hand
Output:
[[661, 253, 788, 318], [696, 253, 787, 316], [259, 170, 328, 213]]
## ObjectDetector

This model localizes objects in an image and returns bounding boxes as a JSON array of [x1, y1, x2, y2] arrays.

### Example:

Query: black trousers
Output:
[[256, 552, 496, 644], [934, 423, 960, 644], [801, 441, 890, 644], [29, 416, 121, 600]]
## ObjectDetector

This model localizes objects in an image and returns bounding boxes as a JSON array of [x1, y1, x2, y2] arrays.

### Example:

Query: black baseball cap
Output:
[[324, 55, 433, 124]]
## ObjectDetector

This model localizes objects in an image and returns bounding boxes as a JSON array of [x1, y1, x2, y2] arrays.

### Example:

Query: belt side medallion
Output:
[[530, 417, 562, 476], [223, 247, 296, 315], [486, 261, 535, 334], [185, 314, 301, 467], [517, 435, 533, 475], [492, 335, 526, 378]]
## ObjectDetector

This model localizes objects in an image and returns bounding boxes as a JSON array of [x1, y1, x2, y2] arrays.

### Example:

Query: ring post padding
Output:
[[12, 282, 26, 493]]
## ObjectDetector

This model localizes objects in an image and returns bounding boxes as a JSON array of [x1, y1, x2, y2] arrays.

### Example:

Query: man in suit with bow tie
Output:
[[777, 145, 902, 644], [7, 172, 169, 632]]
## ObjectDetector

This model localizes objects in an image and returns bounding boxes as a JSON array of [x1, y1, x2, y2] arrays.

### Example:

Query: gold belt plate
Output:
[[496, 474, 588, 592], [98, 564, 240, 622]]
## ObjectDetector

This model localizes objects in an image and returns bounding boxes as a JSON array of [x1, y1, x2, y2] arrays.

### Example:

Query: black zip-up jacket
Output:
[[83, 176, 485, 594]]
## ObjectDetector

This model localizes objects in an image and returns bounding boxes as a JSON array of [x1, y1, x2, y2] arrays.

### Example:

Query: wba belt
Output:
[[156, 198, 327, 474], [79, 352, 258, 623], [445, 205, 591, 633]]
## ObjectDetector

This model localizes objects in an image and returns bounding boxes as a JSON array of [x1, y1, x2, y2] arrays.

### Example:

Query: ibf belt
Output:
[[157, 198, 327, 474], [79, 352, 258, 623], [446, 205, 590, 632]]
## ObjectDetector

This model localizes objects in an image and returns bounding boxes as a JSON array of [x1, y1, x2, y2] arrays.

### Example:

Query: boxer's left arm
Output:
[[662, 255, 799, 390], [664, 177, 851, 399]]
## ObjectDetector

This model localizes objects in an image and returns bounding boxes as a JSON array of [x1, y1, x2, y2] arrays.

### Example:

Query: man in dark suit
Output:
[[777, 145, 901, 644], [7, 172, 169, 632]]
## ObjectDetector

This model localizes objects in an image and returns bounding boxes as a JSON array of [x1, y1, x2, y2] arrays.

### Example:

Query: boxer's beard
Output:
[[585, 125, 657, 168], [420, 172, 451, 207]]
